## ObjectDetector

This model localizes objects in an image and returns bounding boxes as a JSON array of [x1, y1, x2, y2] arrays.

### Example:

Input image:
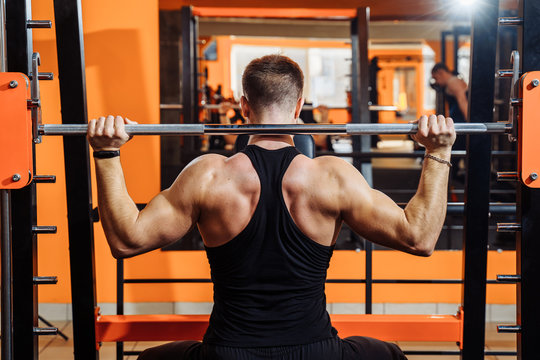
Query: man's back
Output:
[[201, 144, 336, 347], [197, 143, 342, 249]]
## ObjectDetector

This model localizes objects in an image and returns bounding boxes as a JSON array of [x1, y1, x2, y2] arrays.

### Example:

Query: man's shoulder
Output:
[[448, 76, 467, 92], [292, 155, 354, 185]]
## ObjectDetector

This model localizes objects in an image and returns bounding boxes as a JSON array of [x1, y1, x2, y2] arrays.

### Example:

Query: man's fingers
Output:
[[437, 115, 446, 133], [125, 117, 138, 125], [95, 116, 106, 136], [114, 116, 127, 138], [418, 115, 429, 137], [88, 119, 96, 137], [104, 115, 115, 137]]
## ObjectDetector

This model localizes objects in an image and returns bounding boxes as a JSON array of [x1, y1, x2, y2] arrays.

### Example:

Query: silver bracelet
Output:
[[424, 153, 452, 167]]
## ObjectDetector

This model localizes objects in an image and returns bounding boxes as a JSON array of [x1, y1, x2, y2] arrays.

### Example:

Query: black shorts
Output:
[[137, 336, 407, 360]]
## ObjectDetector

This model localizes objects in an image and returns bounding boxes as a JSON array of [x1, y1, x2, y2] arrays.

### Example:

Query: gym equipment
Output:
[[38, 122, 510, 136]]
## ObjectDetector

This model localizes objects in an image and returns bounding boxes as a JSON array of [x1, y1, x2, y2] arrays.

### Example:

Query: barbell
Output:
[[38, 122, 510, 136]]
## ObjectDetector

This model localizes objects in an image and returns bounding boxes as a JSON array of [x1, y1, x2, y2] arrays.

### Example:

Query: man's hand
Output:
[[410, 114, 456, 156], [88, 115, 137, 151]]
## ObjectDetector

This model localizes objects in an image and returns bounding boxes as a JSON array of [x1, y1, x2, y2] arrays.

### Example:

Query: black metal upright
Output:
[[516, 2, 540, 359], [53, 0, 99, 359], [181, 6, 196, 125], [460, 1, 499, 359], [6, 0, 39, 359], [351, 7, 373, 314]]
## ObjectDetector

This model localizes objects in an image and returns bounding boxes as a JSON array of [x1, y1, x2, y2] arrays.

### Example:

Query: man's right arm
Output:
[[339, 115, 455, 256]]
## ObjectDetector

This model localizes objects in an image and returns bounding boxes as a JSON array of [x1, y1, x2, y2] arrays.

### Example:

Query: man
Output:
[[431, 62, 467, 181], [431, 63, 468, 123], [88, 55, 455, 360]]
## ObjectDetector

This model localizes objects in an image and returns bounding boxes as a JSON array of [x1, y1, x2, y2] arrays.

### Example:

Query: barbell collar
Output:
[[39, 122, 511, 136]]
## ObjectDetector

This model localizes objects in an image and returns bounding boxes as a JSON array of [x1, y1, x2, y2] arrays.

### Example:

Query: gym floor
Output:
[[36, 322, 516, 360]]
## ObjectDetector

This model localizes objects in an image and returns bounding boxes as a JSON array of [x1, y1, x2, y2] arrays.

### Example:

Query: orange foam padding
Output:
[[0, 73, 33, 189], [192, 7, 357, 19], [95, 313, 462, 344], [519, 71, 540, 188]]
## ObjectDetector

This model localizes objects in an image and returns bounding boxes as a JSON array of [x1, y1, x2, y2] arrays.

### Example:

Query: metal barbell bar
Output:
[[161, 103, 398, 112], [39, 122, 511, 136]]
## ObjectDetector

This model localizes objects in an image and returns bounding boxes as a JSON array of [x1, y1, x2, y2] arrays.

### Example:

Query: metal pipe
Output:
[[0, 0, 6, 72], [26, 20, 52, 29], [498, 17, 524, 26], [39, 122, 511, 136], [1, 190, 13, 360], [497, 325, 522, 333], [161, 103, 398, 112]]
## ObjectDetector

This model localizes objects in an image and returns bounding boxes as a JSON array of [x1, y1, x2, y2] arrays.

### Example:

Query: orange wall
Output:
[[33, 0, 161, 304], [30, 0, 515, 306]]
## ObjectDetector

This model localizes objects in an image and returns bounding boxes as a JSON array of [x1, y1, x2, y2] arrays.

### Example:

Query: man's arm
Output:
[[448, 78, 468, 119], [339, 115, 455, 256], [88, 115, 200, 258]]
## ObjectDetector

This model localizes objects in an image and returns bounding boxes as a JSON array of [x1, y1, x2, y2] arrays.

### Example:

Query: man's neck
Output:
[[247, 135, 295, 149]]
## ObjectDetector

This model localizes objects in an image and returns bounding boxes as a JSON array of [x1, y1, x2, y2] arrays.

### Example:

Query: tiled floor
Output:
[[34, 322, 516, 360]]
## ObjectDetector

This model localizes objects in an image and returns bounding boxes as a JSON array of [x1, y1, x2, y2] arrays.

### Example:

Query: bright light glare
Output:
[[458, 0, 477, 8]]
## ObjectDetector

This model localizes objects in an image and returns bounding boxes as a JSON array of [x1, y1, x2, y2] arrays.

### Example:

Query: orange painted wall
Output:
[[32, 0, 161, 304], [30, 0, 516, 306]]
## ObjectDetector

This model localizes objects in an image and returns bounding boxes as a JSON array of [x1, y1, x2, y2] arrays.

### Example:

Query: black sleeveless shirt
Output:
[[203, 145, 337, 347]]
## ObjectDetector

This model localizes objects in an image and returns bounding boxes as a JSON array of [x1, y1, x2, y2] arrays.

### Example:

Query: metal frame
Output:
[[460, 1, 499, 359], [5, 0, 40, 359], [52, 0, 98, 358], [515, 1, 540, 358]]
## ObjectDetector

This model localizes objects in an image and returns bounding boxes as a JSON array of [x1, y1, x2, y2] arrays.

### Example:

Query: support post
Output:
[[6, 0, 39, 359], [351, 7, 373, 314], [180, 6, 199, 163], [517, 1, 540, 359], [460, 1, 499, 359], [53, 0, 98, 358]]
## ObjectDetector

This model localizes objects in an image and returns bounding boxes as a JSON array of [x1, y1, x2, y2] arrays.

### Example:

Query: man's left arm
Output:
[[89, 115, 199, 258]]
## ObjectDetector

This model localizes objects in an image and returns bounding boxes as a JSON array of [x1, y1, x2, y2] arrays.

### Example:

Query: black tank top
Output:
[[203, 145, 337, 347]]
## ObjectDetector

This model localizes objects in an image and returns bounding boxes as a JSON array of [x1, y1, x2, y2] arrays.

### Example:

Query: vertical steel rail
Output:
[[116, 259, 124, 360], [159, 10, 183, 189], [0, 1, 12, 357], [351, 7, 373, 314], [180, 6, 199, 161], [0, 2, 13, 357], [0, 0, 13, 360], [6, 0, 39, 358], [0, 0, 6, 71], [52, 0, 99, 358], [517, 1, 540, 359], [1, 191, 13, 360], [460, 1, 499, 359]]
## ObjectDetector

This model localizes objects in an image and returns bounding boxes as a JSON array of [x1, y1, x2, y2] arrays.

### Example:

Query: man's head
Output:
[[431, 63, 452, 88], [241, 55, 304, 123]]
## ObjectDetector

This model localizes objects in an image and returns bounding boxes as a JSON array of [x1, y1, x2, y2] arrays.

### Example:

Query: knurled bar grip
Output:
[[39, 122, 511, 136]]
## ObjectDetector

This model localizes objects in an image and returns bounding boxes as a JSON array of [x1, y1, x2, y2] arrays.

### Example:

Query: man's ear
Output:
[[240, 96, 250, 120], [294, 97, 305, 119]]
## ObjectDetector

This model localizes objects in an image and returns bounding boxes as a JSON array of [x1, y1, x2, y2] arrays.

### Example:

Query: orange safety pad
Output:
[[0, 73, 33, 189], [520, 71, 540, 188], [95, 313, 462, 344], [192, 7, 357, 19]]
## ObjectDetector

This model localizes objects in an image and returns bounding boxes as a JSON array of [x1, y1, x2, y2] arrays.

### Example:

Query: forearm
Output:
[[94, 157, 141, 257], [403, 147, 451, 255], [458, 99, 468, 119]]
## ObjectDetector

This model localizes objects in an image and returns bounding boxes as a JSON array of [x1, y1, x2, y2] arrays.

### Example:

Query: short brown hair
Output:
[[241, 55, 304, 114], [431, 62, 450, 75]]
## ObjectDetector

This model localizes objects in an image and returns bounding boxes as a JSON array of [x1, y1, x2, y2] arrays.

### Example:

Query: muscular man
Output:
[[88, 55, 455, 360], [431, 63, 468, 122], [431, 63, 467, 180]]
